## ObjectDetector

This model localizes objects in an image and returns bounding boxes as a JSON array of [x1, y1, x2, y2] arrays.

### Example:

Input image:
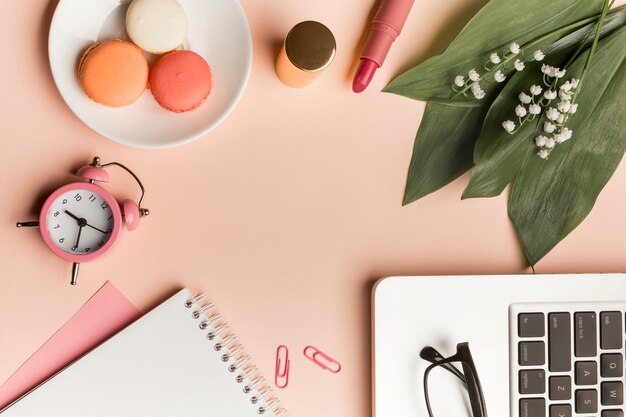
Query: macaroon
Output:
[[78, 39, 149, 107], [149, 50, 212, 113], [126, 0, 188, 54]]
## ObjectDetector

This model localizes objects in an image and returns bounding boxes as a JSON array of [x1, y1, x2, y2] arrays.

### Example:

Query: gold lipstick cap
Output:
[[275, 21, 336, 88]]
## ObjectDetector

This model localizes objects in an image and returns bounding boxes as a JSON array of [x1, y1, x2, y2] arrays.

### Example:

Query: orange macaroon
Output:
[[78, 39, 149, 107]]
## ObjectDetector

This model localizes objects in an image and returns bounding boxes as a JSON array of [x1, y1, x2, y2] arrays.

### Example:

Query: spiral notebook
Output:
[[0, 288, 286, 417]]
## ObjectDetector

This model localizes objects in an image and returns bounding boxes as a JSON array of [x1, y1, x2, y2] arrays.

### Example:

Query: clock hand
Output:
[[71, 224, 84, 251], [85, 223, 109, 234], [64, 210, 81, 223]]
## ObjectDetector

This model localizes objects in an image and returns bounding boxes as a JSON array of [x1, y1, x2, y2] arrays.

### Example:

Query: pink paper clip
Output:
[[275, 345, 290, 388], [303, 345, 342, 373]]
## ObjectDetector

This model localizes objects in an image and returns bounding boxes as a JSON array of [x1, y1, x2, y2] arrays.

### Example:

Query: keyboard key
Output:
[[519, 313, 545, 337], [600, 311, 623, 349], [520, 398, 545, 417], [550, 404, 571, 417], [520, 370, 546, 394], [519, 341, 545, 366], [575, 389, 598, 414], [601, 353, 624, 378], [575, 361, 598, 385], [603, 410, 624, 417], [549, 376, 571, 400], [601, 382, 624, 406], [549, 313, 571, 372], [574, 312, 597, 357]]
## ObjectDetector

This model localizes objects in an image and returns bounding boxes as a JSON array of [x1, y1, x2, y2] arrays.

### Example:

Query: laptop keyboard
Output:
[[511, 304, 626, 417]]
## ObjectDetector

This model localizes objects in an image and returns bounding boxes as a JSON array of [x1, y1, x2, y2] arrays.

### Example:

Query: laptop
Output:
[[372, 274, 626, 417]]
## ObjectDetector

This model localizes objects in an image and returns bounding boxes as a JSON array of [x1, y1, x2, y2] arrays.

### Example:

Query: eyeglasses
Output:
[[421, 342, 488, 417]]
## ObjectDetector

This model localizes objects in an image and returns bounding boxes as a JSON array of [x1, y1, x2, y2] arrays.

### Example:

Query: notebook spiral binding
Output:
[[186, 292, 288, 417]]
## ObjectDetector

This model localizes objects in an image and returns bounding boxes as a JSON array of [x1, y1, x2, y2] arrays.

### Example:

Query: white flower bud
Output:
[[554, 133, 565, 143], [559, 90, 572, 101], [544, 90, 557, 100], [471, 82, 485, 99], [544, 122, 556, 133], [538, 149, 549, 159], [557, 100, 572, 113], [554, 68, 566, 78], [570, 78, 580, 89], [546, 108, 560, 121], [502, 120, 516, 133], [530, 85, 542, 96], [510, 42, 521, 54], [570, 103, 578, 114], [541, 64, 552, 75], [490, 52, 501, 64], [529, 104, 542, 115], [514, 59, 525, 71], [519, 92, 532, 104], [545, 138, 555, 149], [454, 75, 465, 87], [562, 128, 573, 141], [494, 70, 506, 83], [535, 135, 548, 147], [533, 50, 545, 61], [515, 105, 527, 117], [557, 113, 565, 124], [560, 81, 572, 92], [468, 69, 480, 82]]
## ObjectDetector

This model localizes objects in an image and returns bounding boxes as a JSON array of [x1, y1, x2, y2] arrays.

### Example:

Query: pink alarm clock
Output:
[[17, 156, 149, 285]]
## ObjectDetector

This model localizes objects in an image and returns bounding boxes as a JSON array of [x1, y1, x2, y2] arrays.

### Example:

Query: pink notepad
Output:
[[0, 281, 141, 409]]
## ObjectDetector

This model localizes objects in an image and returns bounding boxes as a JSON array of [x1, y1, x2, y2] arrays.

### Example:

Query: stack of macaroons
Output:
[[77, 0, 212, 113]]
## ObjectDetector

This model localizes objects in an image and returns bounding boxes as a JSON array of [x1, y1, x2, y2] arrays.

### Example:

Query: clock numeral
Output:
[[62, 199, 68, 204], [59, 238, 65, 243], [85, 248, 91, 253], [53, 224, 60, 229], [107, 215, 113, 221], [101, 202, 109, 210], [88, 194, 96, 203], [53, 211, 59, 217], [74, 193, 82, 201]]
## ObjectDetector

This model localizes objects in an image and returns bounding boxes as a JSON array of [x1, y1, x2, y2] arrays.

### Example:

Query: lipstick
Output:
[[352, 0, 415, 93]]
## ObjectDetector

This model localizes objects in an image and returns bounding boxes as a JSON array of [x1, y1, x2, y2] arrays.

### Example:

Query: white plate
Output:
[[49, 0, 252, 148]]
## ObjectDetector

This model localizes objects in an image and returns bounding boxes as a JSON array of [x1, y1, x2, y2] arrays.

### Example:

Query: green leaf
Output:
[[403, 103, 488, 204], [463, 11, 626, 199], [508, 25, 626, 266], [384, 0, 605, 106], [403, 11, 626, 205]]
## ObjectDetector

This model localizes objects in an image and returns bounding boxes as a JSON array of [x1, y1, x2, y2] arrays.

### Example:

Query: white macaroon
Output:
[[126, 0, 188, 54]]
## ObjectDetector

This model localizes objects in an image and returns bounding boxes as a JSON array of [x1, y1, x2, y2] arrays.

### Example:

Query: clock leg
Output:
[[71, 262, 80, 286], [16, 221, 39, 228]]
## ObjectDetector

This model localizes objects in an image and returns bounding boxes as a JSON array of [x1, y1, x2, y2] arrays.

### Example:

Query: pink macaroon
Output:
[[149, 50, 212, 113]]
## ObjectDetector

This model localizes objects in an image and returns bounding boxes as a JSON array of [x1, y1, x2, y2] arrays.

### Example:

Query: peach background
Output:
[[1, 1, 625, 416]]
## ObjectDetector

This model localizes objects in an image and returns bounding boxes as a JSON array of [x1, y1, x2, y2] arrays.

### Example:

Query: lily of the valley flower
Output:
[[502, 120, 516, 133], [538, 149, 549, 159], [510, 42, 521, 54], [494, 70, 506, 83], [544, 90, 557, 100], [515, 105, 527, 117], [530, 85, 542, 96], [519, 92, 532, 104], [514, 59, 525, 71], [490, 52, 501, 64], [544, 122, 556, 133], [455, 76, 465, 87], [529, 104, 542, 115], [471, 82, 486, 99], [469, 69, 480, 81], [533, 50, 545, 61], [546, 107, 560, 121]]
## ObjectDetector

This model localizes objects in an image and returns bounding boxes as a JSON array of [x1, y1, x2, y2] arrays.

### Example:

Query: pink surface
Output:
[[0, 281, 141, 409], [0, 1, 625, 417]]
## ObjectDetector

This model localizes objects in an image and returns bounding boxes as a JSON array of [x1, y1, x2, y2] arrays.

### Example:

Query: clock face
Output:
[[45, 189, 116, 255]]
